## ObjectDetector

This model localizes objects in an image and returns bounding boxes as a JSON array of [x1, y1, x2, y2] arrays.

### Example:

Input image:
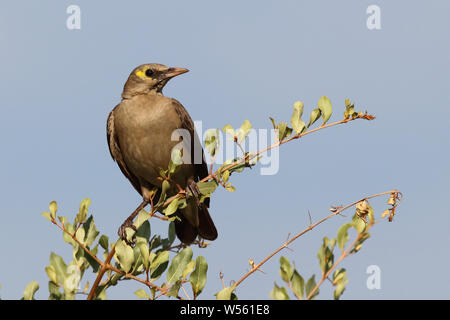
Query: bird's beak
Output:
[[164, 67, 189, 78]]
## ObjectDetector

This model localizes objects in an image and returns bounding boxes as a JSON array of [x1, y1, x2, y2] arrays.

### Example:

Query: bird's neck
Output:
[[122, 87, 163, 99]]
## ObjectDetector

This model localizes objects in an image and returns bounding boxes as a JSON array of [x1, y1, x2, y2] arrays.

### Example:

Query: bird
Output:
[[107, 63, 218, 244]]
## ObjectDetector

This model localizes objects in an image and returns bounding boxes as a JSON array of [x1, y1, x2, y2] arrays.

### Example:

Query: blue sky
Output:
[[1, 0, 449, 299]]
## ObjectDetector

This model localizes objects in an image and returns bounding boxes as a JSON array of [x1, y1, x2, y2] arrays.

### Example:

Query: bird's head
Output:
[[122, 63, 189, 98]]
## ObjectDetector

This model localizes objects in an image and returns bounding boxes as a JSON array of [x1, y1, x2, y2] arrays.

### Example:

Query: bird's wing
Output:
[[107, 107, 142, 195], [171, 99, 209, 180]]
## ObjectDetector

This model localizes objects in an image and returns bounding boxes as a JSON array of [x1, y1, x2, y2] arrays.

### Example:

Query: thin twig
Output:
[[233, 190, 400, 289]]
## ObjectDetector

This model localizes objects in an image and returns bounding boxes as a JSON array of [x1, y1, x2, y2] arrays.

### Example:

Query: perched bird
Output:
[[107, 63, 218, 244]]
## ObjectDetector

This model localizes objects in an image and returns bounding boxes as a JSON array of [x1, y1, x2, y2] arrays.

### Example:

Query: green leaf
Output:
[[83, 216, 99, 247], [115, 240, 135, 273], [99, 235, 109, 251], [49, 201, 57, 220], [333, 269, 348, 300], [350, 233, 371, 254], [291, 269, 305, 299], [222, 124, 235, 138], [62, 223, 76, 246], [134, 289, 150, 299], [133, 210, 151, 231], [150, 251, 170, 280], [84, 244, 101, 273], [45, 266, 58, 284], [344, 105, 355, 119], [168, 148, 183, 174], [23, 281, 39, 300], [270, 283, 290, 300], [76, 198, 91, 225], [269, 117, 276, 130], [222, 170, 230, 183], [345, 98, 351, 107], [237, 120, 252, 143], [291, 101, 306, 134], [167, 247, 193, 284], [317, 237, 335, 275], [333, 268, 347, 284], [75, 227, 86, 245], [138, 242, 150, 269], [352, 213, 367, 234], [183, 260, 196, 279], [279, 256, 293, 283], [164, 198, 179, 216], [197, 181, 218, 195], [337, 223, 353, 251], [215, 286, 235, 300], [307, 108, 322, 128], [305, 275, 319, 300], [136, 220, 151, 244], [49, 252, 67, 284], [168, 222, 176, 244], [48, 281, 62, 300], [167, 280, 182, 298], [277, 122, 292, 141], [225, 185, 236, 192], [63, 263, 81, 299], [204, 129, 220, 156], [334, 282, 347, 300], [155, 180, 170, 208], [57, 216, 68, 225], [318, 96, 332, 124], [42, 211, 53, 222], [190, 256, 208, 298]]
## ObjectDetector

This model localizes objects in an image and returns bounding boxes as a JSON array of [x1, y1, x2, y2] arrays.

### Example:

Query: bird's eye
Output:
[[145, 69, 154, 77]]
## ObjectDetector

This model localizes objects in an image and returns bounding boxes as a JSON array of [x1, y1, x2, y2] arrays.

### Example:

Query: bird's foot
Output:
[[118, 218, 137, 246]]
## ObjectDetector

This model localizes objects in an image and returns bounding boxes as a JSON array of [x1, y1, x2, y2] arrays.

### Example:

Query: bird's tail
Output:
[[175, 201, 217, 244], [197, 204, 218, 241]]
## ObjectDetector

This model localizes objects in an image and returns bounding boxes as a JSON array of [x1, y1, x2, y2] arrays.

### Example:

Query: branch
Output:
[[233, 189, 401, 289], [305, 223, 372, 300]]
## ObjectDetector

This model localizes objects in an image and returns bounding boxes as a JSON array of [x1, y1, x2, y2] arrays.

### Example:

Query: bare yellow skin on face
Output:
[[135, 66, 151, 80]]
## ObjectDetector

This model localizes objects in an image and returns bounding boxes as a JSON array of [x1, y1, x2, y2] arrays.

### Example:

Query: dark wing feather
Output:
[[171, 99, 210, 207], [171, 99, 217, 242], [107, 108, 142, 195]]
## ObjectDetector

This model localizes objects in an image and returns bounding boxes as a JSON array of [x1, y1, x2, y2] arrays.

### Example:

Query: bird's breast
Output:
[[114, 95, 183, 186]]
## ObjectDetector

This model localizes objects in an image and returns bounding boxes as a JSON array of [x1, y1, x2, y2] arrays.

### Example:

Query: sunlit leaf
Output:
[[150, 251, 169, 280], [49, 201, 57, 220], [167, 247, 193, 284], [307, 108, 322, 128], [337, 223, 353, 251], [222, 124, 235, 138], [270, 283, 290, 300], [204, 129, 220, 156], [318, 96, 332, 124], [115, 240, 135, 273], [305, 275, 319, 300], [23, 281, 39, 300], [49, 252, 67, 284], [291, 269, 304, 299], [291, 101, 306, 134], [237, 120, 252, 143], [164, 198, 179, 216], [75, 198, 91, 225], [215, 286, 235, 300], [134, 289, 150, 299], [190, 256, 208, 298], [279, 256, 293, 283]]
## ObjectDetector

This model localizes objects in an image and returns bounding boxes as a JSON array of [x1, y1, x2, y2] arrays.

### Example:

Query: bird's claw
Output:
[[186, 178, 201, 206], [118, 219, 137, 246]]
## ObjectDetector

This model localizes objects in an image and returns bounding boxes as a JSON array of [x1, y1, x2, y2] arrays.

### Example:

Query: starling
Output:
[[107, 63, 218, 244]]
